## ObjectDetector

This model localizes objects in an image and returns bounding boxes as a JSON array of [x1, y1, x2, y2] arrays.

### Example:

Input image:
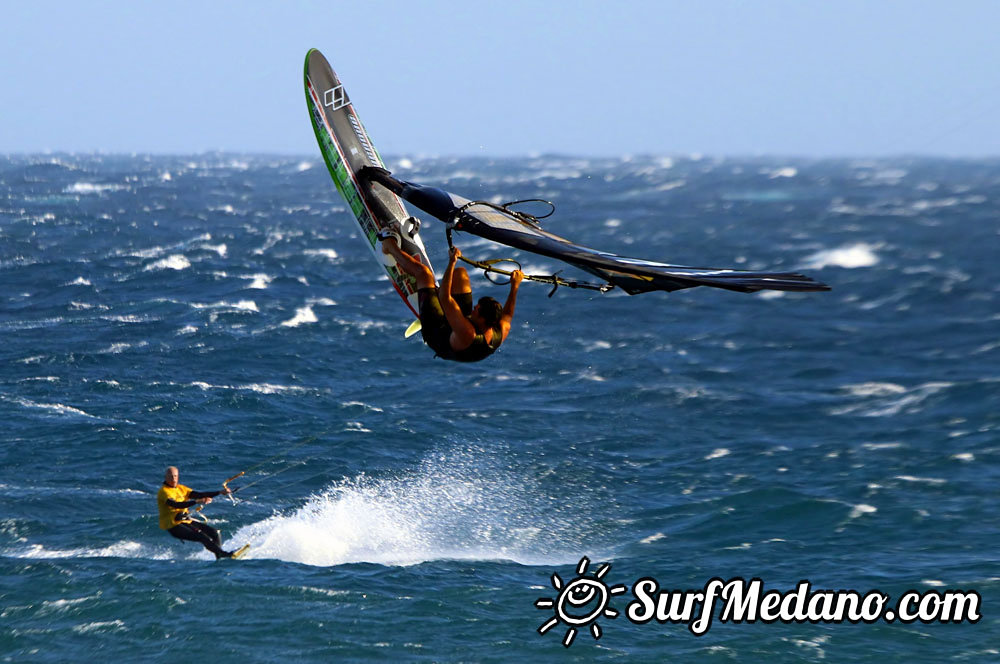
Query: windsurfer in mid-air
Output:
[[156, 466, 238, 559], [378, 226, 522, 362]]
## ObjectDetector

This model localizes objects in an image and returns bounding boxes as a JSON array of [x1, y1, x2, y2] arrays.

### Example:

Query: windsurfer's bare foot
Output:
[[380, 236, 399, 255], [377, 220, 405, 255]]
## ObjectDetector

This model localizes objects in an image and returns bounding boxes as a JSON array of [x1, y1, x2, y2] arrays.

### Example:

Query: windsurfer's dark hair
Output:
[[476, 296, 503, 327]]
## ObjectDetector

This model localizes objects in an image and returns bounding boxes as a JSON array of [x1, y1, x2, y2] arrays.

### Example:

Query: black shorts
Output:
[[168, 521, 227, 558], [418, 287, 472, 358]]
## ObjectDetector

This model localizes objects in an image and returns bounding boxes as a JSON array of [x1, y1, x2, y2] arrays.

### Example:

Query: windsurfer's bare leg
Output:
[[451, 267, 472, 296], [381, 237, 435, 289]]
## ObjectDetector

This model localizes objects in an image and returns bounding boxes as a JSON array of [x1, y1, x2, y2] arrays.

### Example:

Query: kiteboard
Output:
[[230, 544, 251, 560], [304, 48, 432, 325]]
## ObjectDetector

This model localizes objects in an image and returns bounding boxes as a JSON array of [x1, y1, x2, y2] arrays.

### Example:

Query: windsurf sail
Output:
[[304, 49, 432, 318], [361, 168, 830, 295]]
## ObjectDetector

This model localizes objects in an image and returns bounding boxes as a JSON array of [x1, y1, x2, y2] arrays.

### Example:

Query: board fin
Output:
[[404, 319, 422, 338]]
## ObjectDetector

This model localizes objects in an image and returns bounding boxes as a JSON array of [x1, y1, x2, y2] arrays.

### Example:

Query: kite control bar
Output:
[[222, 471, 244, 504], [189, 471, 243, 520], [184, 433, 325, 523]]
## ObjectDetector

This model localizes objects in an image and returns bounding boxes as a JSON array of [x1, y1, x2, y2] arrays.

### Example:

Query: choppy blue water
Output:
[[1, 153, 997, 662]]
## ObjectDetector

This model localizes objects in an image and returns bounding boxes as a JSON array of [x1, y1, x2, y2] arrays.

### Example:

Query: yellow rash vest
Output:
[[157, 483, 195, 529]]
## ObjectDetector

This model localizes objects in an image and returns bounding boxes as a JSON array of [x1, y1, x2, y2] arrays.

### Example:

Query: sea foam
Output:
[[227, 446, 598, 567]]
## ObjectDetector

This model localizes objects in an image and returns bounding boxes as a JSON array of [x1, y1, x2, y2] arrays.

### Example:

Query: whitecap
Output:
[[578, 369, 605, 382], [843, 383, 907, 398], [64, 182, 126, 195], [72, 620, 127, 634], [244, 383, 310, 395], [304, 248, 339, 261], [299, 587, 351, 598], [768, 167, 798, 178], [655, 179, 686, 191], [640, 533, 666, 544], [38, 596, 100, 616], [860, 442, 903, 450], [911, 197, 960, 212], [873, 168, 908, 181], [972, 340, 1000, 355], [127, 235, 202, 260], [281, 306, 318, 328], [345, 421, 373, 433], [199, 243, 227, 258], [178, 380, 310, 395], [802, 243, 879, 269], [247, 274, 272, 289], [144, 255, 191, 271], [192, 300, 258, 312], [329, 316, 392, 334], [253, 230, 289, 255], [66, 277, 92, 287], [895, 475, 947, 485], [308, 297, 337, 307], [341, 401, 384, 413], [848, 504, 877, 519], [8, 396, 99, 420], [832, 382, 952, 417], [102, 314, 150, 323], [99, 342, 147, 354], [7, 540, 174, 560], [788, 635, 830, 659], [705, 448, 730, 460]]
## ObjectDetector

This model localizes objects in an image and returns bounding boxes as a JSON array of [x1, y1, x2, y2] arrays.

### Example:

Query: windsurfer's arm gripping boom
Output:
[[440, 247, 477, 349], [498, 268, 522, 344]]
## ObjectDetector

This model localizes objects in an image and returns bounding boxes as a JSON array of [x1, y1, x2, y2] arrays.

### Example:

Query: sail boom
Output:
[[360, 167, 831, 295]]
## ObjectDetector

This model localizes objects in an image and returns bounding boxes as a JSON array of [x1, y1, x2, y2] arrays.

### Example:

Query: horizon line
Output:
[[4, 150, 1000, 162]]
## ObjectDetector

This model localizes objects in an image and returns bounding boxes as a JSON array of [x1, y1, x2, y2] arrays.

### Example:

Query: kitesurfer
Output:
[[156, 466, 236, 559], [379, 229, 522, 361]]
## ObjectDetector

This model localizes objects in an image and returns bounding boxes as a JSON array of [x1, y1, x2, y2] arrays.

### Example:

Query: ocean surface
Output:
[[1, 153, 997, 662]]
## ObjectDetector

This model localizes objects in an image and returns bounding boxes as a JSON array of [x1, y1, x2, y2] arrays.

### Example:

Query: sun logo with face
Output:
[[535, 556, 627, 647]]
